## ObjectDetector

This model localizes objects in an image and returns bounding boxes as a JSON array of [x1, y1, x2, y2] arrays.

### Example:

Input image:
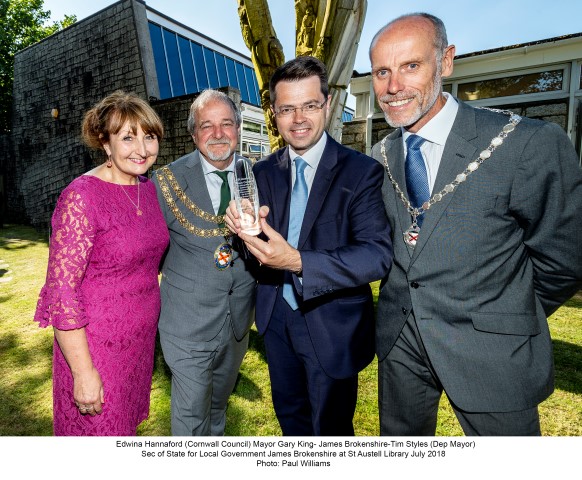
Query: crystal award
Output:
[[233, 158, 261, 235]]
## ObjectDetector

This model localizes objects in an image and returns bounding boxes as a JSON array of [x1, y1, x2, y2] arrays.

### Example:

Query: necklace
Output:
[[120, 178, 142, 216], [157, 166, 230, 238], [380, 107, 522, 248], [157, 165, 234, 270]]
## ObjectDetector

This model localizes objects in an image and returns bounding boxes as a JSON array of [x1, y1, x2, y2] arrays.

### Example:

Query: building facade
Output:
[[344, 33, 582, 163], [5, 0, 270, 229]]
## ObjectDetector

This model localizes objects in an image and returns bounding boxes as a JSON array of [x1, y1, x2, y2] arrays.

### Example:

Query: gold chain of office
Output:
[[157, 166, 230, 238]]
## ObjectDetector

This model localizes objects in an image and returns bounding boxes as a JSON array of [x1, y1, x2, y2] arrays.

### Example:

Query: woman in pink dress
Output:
[[35, 91, 169, 435]]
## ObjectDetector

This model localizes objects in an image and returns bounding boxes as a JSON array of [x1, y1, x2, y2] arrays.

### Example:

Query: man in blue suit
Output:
[[227, 56, 392, 435]]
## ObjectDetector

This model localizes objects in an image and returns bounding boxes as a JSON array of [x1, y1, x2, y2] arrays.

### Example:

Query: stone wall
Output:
[[0, 134, 11, 227], [341, 118, 395, 154], [8, 0, 155, 230]]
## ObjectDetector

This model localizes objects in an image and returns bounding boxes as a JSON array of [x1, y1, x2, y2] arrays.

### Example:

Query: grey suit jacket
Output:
[[373, 100, 582, 412], [152, 150, 256, 343]]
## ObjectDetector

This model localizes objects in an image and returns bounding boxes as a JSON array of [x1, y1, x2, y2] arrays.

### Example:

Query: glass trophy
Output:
[[233, 158, 261, 235]]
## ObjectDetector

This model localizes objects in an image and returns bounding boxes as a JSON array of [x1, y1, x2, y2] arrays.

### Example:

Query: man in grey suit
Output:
[[152, 90, 255, 436], [370, 13, 582, 435]]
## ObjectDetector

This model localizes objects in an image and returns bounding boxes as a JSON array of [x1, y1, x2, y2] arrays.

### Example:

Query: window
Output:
[[236, 62, 250, 102], [163, 29, 185, 96], [203, 47, 219, 88], [191, 42, 209, 90], [149, 23, 171, 99], [249, 144, 262, 154], [245, 66, 260, 105], [342, 110, 354, 122], [243, 120, 262, 134], [225, 58, 239, 91], [457, 70, 564, 101], [178, 35, 197, 94], [215, 53, 228, 87], [147, 22, 261, 106]]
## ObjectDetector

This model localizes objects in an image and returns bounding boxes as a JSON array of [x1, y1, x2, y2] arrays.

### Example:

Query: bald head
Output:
[[369, 13, 448, 62], [368, 12, 455, 132]]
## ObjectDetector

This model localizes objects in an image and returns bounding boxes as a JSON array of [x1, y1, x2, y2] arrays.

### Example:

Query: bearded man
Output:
[[152, 90, 255, 436]]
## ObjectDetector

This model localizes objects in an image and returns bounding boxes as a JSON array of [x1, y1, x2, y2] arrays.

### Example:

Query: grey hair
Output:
[[369, 12, 448, 62], [186, 89, 242, 134]]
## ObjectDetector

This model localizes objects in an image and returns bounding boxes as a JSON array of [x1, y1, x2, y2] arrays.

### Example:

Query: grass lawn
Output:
[[1, 224, 580, 436]]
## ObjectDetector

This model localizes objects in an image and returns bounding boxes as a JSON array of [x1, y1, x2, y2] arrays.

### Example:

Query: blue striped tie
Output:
[[405, 135, 429, 226], [282, 157, 308, 310]]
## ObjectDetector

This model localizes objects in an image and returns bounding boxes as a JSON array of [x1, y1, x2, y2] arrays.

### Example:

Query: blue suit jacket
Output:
[[253, 135, 393, 379]]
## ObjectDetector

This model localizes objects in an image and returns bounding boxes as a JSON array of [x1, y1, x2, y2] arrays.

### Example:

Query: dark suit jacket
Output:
[[254, 135, 393, 379], [373, 100, 582, 412]]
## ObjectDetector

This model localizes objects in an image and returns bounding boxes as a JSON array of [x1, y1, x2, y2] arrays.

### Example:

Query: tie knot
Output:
[[213, 170, 229, 183], [294, 157, 308, 175], [406, 134, 425, 151]]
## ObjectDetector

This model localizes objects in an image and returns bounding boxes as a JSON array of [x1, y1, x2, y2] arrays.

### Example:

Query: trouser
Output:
[[378, 314, 541, 436], [160, 319, 248, 436], [263, 292, 358, 436]]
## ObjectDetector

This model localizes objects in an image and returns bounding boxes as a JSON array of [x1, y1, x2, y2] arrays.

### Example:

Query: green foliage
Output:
[[0, 0, 76, 132]]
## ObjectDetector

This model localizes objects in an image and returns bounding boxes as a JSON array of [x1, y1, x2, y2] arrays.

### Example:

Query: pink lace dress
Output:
[[34, 175, 169, 436]]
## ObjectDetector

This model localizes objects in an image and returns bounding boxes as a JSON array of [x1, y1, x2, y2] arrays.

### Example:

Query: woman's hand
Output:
[[53, 327, 105, 416], [72, 366, 104, 416]]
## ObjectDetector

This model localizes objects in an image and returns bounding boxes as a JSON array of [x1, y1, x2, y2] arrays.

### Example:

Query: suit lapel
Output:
[[180, 150, 215, 215], [269, 148, 292, 237], [410, 101, 479, 262], [383, 130, 415, 259], [298, 137, 339, 249]]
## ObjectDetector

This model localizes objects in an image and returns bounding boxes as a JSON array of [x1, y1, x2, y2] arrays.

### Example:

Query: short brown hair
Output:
[[82, 91, 164, 150], [269, 56, 328, 105]]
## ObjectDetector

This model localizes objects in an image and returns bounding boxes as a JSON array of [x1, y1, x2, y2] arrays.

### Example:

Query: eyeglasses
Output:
[[274, 100, 327, 117]]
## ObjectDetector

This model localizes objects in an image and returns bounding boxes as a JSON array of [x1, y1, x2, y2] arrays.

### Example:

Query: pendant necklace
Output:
[[214, 242, 233, 270], [380, 108, 521, 248], [120, 178, 142, 216]]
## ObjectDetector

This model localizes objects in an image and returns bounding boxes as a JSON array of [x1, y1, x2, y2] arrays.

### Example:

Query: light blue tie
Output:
[[405, 135, 430, 226], [282, 157, 308, 310]]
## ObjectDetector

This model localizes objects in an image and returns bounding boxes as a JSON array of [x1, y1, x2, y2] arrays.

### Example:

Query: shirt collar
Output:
[[401, 92, 458, 146], [288, 132, 328, 170], [200, 152, 236, 176]]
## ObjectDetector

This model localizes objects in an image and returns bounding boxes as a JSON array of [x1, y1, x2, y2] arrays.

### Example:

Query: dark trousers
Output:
[[263, 291, 358, 436], [379, 314, 541, 436]]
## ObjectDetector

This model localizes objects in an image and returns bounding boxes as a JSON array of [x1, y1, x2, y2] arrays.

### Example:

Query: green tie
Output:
[[213, 170, 231, 227]]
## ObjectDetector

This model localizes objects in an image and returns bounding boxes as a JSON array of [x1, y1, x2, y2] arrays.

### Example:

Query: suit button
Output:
[[228, 290, 233, 295], [410, 281, 419, 289], [402, 307, 408, 315]]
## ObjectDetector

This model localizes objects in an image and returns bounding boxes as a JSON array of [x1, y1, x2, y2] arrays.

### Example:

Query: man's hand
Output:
[[239, 213, 302, 274], [226, 201, 269, 235], [225, 199, 241, 235]]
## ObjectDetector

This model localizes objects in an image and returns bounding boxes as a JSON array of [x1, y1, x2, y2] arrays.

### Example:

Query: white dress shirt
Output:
[[402, 92, 459, 193], [200, 154, 235, 214], [288, 132, 328, 195]]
